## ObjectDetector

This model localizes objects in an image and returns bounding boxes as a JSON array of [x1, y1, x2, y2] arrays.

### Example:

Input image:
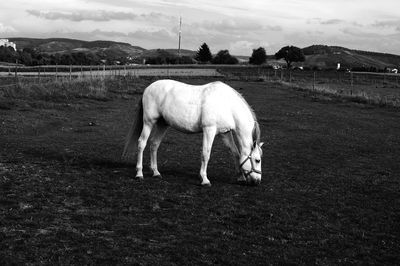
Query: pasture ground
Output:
[[1, 78, 399, 265]]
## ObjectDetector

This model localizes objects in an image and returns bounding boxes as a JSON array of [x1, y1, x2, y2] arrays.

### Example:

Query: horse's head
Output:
[[239, 141, 264, 185]]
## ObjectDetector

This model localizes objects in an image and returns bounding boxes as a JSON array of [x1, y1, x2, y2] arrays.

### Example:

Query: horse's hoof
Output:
[[201, 182, 211, 187], [135, 176, 144, 181], [153, 174, 162, 179]]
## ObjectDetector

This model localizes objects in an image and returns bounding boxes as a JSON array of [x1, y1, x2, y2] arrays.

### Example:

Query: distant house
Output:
[[386, 67, 398, 74], [0, 39, 16, 50]]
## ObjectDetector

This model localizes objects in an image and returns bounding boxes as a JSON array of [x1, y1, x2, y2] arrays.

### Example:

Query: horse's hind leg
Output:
[[200, 126, 217, 186], [135, 121, 154, 179], [149, 121, 168, 178]]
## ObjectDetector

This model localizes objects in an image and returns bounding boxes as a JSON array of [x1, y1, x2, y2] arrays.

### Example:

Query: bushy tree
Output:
[[195, 43, 212, 63], [18, 50, 33, 65], [0, 46, 18, 63], [275, 45, 305, 68], [212, 50, 238, 64], [249, 47, 267, 65]]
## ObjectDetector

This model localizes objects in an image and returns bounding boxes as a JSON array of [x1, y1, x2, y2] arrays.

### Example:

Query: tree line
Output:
[[0, 42, 306, 68], [194, 43, 305, 67], [0, 46, 131, 66]]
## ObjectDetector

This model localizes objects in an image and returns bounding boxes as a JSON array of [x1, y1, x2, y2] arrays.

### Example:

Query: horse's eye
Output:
[[255, 159, 261, 163]]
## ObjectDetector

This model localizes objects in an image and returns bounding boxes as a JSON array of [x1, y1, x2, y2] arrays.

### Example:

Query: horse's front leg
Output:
[[200, 126, 217, 186]]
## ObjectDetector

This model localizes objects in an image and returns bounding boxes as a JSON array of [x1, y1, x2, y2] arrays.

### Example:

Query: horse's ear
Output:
[[259, 142, 264, 148]]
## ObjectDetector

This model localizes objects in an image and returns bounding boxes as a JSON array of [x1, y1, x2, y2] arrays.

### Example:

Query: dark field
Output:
[[1, 78, 400, 265]]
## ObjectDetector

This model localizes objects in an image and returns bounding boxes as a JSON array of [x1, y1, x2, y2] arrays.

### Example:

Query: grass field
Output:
[[1, 77, 399, 265]]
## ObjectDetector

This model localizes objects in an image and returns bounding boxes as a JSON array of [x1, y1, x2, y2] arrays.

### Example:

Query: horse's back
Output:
[[142, 80, 247, 133]]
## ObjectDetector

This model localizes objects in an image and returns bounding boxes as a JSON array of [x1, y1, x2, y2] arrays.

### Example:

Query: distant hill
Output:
[[9, 37, 146, 58], [301, 45, 400, 70]]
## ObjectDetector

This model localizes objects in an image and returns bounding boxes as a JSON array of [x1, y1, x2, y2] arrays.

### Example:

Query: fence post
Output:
[[55, 64, 58, 82], [14, 66, 18, 85], [38, 66, 41, 83], [289, 70, 292, 83], [313, 71, 316, 90], [350, 72, 353, 87], [69, 65, 72, 81], [337, 71, 340, 84], [280, 69, 283, 81], [383, 72, 386, 87]]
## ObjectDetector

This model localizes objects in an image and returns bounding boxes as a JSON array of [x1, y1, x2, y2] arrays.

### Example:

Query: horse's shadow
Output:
[[19, 146, 240, 186]]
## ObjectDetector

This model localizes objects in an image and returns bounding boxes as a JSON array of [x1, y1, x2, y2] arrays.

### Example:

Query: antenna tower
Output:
[[178, 16, 182, 58]]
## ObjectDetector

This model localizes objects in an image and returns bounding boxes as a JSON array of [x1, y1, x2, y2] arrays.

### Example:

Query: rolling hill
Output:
[[9, 37, 146, 58], [301, 45, 400, 70]]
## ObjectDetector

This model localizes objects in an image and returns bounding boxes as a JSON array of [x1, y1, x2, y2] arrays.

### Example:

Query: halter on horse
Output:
[[239, 143, 263, 185]]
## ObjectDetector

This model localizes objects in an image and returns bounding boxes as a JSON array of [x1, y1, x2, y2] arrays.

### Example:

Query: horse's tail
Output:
[[122, 97, 143, 160]]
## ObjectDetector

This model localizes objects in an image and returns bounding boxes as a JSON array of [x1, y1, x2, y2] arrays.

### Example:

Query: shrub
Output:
[[212, 50, 238, 65]]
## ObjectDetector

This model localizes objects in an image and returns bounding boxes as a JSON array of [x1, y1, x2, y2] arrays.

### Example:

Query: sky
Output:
[[1, 0, 400, 56]]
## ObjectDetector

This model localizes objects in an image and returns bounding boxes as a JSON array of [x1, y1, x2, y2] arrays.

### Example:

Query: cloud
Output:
[[265, 25, 282, 31], [34, 29, 128, 41], [26, 9, 174, 22], [185, 18, 281, 35], [341, 28, 382, 38], [352, 21, 364, 27], [320, 19, 344, 25], [200, 19, 263, 34], [307, 18, 344, 25], [0, 22, 17, 33], [372, 19, 400, 28]]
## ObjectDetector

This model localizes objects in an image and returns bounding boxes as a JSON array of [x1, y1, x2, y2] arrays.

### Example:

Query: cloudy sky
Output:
[[1, 0, 400, 55]]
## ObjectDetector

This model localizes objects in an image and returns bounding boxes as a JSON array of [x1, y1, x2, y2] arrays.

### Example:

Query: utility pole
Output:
[[178, 16, 182, 59]]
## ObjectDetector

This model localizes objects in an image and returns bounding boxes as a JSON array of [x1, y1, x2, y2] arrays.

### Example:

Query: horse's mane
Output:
[[230, 87, 260, 145], [252, 120, 261, 146]]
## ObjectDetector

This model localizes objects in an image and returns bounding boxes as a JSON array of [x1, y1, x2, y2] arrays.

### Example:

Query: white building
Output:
[[0, 39, 16, 50]]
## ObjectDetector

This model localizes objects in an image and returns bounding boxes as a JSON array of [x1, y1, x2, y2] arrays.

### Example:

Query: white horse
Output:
[[122, 79, 263, 186]]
